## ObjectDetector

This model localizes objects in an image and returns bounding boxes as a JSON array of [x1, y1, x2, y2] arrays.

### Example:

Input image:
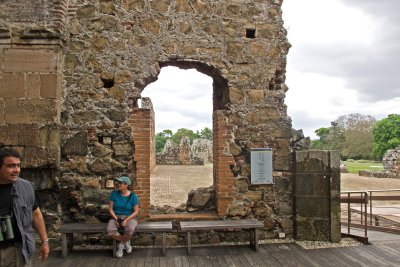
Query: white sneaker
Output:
[[125, 241, 132, 253], [116, 242, 124, 258]]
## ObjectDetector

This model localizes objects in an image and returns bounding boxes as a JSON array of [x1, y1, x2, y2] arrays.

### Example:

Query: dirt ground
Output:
[[150, 165, 213, 207], [150, 166, 400, 207], [341, 173, 400, 191]]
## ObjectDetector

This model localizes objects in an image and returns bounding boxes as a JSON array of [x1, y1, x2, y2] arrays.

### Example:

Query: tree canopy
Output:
[[311, 113, 376, 160], [372, 114, 400, 159]]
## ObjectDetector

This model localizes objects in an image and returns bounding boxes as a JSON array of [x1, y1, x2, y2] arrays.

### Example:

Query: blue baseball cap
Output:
[[116, 176, 131, 185]]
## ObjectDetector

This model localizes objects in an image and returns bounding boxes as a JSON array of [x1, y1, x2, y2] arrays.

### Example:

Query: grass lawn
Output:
[[344, 160, 383, 174]]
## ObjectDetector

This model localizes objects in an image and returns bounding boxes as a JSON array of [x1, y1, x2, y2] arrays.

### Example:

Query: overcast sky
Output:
[[142, 0, 400, 139]]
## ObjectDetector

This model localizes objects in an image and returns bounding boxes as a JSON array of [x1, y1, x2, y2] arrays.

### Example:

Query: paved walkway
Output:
[[32, 239, 400, 267]]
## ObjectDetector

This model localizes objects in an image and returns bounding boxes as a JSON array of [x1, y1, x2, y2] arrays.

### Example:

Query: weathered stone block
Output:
[[114, 70, 133, 84], [92, 142, 112, 158], [21, 146, 60, 168], [18, 124, 40, 146], [274, 176, 291, 192], [176, 0, 192, 13], [62, 132, 88, 156], [0, 125, 18, 145], [0, 99, 4, 125], [91, 36, 109, 50], [226, 42, 243, 61], [122, 0, 144, 12], [330, 218, 341, 242], [244, 191, 262, 203], [142, 19, 160, 34], [277, 200, 292, 216], [274, 158, 290, 171], [313, 219, 330, 241], [295, 218, 313, 240], [113, 142, 132, 156], [295, 150, 330, 174], [41, 73, 61, 99], [314, 175, 330, 196], [0, 73, 25, 98], [234, 178, 248, 193], [3, 49, 59, 72], [108, 86, 125, 102], [248, 89, 264, 103], [99, 1, 115, 14], [25, 74, 41, 98], [5, 99, 59, 124], [229, 87, 244, 104], [295, 196, 330, 218], [89, 158, 112, 173], [76, 5, 96, 19], [150, 1, 171, 13], [39, 124, 60, 148], [295, 173, 315, 196]]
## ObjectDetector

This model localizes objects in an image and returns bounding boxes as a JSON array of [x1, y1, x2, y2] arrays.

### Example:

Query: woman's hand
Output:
[[121, 219, 128, 227]]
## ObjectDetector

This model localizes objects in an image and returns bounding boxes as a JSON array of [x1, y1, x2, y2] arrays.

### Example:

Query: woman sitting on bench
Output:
[[107, 176, 139, 258]]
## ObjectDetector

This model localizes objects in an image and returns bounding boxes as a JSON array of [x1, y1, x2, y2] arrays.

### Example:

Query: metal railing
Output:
[[340, 190, 369, 243], [341, 189, 400, 243]]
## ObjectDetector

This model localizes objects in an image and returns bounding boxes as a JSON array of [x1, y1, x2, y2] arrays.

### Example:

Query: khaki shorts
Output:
[[107, 217, 138, 236], [0, 242, 31, 267]]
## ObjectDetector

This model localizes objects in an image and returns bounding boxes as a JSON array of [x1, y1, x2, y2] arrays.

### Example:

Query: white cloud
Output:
[[283, 0, 400, 138], [142, 67, 213, 133]]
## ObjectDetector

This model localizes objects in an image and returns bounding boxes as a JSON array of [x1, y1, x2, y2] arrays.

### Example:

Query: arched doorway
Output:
[[129, 60, 235, 219]]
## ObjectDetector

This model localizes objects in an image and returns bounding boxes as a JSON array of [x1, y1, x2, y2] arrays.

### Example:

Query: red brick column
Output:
[[129, 107, 155, 219], [213, 111, 235, 217]]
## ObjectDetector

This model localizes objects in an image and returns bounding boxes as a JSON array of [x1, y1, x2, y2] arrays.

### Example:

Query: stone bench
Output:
[[59, 221, 173, 257], [179, 219, 264, 255]]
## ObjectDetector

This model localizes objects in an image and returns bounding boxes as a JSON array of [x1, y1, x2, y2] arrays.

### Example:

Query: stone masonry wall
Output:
[[295, 150, 341, 242], [0, 0, 324, 244]]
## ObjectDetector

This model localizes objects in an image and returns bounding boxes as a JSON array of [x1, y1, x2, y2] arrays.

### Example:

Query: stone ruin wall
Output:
[[360, 145, 400, 178], [0, 0, 328, 244], [156, 137, 212, 165]]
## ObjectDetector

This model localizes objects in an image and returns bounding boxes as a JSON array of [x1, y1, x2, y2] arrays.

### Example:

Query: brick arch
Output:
[[129, 60, 235, 219]]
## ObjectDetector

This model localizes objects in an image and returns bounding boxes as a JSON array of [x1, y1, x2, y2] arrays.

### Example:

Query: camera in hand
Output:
[[0, 215, 14, 241], [117, 218, 125, 235]]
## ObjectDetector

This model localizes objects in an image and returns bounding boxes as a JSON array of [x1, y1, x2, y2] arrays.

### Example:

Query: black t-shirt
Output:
[[0, 183, 38, 245]]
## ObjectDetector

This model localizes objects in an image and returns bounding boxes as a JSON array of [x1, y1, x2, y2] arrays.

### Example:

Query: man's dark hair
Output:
[[0, 147, 21, 167]]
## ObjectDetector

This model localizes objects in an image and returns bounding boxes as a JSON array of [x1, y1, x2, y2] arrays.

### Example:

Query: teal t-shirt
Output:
[[109, 190, 139, 216]]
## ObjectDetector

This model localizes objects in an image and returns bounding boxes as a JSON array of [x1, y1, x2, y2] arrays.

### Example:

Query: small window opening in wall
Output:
[[246, 29, 256, 38], [101, 78, 114, 88]]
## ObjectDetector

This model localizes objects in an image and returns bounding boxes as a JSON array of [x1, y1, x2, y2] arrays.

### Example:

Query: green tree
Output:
[[336, 113, 376, 160], [199, 127, 213, 140], [311, 113, 375, 160], [171, 128, 201, 144], [155, 129, 173, 153], [311, 127, 330, 149], [373, 114, 400, 159]]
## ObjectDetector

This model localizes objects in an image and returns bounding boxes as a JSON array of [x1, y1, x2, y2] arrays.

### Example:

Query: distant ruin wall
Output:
[[359, 145, 400, 178], [156, 137, 212, 165]]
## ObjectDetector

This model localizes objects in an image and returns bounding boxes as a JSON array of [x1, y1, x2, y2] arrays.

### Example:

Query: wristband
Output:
[[41, 239, 49, 244]]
